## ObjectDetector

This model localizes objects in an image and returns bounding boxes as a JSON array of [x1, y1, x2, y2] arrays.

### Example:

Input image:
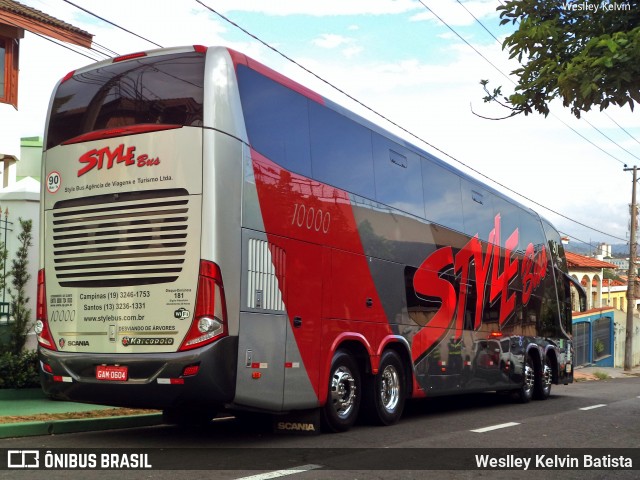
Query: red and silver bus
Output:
[[37, 45, 586, 432]]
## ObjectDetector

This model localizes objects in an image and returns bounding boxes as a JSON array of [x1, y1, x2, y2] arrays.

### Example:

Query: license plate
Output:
[[96, 365, 128, 381]]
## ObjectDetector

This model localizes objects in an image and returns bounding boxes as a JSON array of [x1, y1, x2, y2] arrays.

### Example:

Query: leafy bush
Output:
[[0, 350, 40, 389]]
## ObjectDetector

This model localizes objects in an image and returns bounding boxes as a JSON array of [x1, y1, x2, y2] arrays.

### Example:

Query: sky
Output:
[[13, 0, 640, 251]]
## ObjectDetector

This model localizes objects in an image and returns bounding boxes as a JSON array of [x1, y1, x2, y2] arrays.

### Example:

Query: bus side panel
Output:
[[248, 150, 394, 406]]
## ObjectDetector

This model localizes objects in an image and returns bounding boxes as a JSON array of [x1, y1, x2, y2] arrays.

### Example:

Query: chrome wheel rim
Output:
[[380, 364, 400, 412], [542, 363, 552, 391], [523, 363, 534, 393], [330, 366, 356, 419]]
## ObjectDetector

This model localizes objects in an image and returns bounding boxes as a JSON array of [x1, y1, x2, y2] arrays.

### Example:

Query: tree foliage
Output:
[[8, 219, 33, 355], [488, 0, 640, 118]]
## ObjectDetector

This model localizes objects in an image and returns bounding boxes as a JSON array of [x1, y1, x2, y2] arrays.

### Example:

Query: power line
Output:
[[454, 0, 638, 166], [455, 0, 501, 44], [416, 0, 511, 84], [197, 0, 627, 243], [604, 111, 640, 148], [91, 40, 119, 58], [62, 0, 163, 49], [1, 15, 102, 62]]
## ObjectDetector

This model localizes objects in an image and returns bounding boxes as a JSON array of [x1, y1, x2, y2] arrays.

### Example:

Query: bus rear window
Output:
[[46, 52, 205, 150]]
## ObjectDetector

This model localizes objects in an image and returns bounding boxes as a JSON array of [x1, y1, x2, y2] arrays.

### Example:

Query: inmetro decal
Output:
[[77, 144, 160, 177], [411, 214, 547, 361]]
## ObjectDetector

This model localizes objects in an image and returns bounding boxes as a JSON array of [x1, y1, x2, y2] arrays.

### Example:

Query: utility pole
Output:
[[624, 166, 637, 372]]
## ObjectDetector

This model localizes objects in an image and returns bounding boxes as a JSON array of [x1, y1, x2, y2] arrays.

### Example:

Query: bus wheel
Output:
[[163, 406, 216, 427], [364, 349, 405, 426], [515, 355, 535, 403], [321, 349, 361, 433], [534, 356, 552, 400]]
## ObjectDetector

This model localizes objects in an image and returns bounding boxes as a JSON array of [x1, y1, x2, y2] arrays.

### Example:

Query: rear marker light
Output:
[[61, 70, 75, 84], [42, 362, 53, 374], [157, 378, 185, 385], [182, 365, 200, 377]]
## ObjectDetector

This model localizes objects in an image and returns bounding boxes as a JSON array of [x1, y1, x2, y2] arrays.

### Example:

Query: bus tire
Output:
[[364, 349, 405, 426], [515, 354, 535, 403], [162, 406, 216, 427], [321, 349, 361, 433], [534, 355, 552, 400]]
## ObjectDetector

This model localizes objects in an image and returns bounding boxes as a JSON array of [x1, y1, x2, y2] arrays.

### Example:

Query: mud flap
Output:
[[272, 409, 321, 435]]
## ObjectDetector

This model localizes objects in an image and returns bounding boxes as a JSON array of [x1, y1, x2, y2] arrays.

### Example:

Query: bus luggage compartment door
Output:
[[235, 311, 286, 411]]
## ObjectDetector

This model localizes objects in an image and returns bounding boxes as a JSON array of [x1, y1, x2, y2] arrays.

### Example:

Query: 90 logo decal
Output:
[[47, 171, 61, 194]]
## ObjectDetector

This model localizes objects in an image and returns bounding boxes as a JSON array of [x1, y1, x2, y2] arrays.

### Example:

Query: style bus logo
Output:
[[77, 144, 160, 177]]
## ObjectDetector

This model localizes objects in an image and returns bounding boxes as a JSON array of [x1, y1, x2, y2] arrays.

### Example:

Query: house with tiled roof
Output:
[[565, 251, 617, 310], [567, 250, 640, 369], [0, 0, 92, 187]]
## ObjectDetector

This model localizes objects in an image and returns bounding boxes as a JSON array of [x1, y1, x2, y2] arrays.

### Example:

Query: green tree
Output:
[[486, 0, 640, 118], [8, 219, 33, 355]]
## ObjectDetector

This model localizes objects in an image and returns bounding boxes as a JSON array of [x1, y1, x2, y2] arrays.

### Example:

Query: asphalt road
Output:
[[2, 377, 639, 479]]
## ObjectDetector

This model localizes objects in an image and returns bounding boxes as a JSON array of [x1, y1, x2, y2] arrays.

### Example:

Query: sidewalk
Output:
[[0, 389, 163, 439], [572, 365, 640, 381]]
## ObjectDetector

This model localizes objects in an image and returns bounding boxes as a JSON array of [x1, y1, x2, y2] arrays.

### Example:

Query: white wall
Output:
[[0, 178, 40, 351], [0, 103, 20, 161], [614, 310, 640, 368]]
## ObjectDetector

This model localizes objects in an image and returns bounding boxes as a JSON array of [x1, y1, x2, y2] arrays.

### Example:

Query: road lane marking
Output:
[[579, 404, 607, 411], [234, 464, 322, 480], [471, 422, 520, 433]]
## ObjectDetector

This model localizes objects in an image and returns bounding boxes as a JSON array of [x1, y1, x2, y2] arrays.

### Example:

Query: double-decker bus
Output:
[[37, 45, 586, 432]]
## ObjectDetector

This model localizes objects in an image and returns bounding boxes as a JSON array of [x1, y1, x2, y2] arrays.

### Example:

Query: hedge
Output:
[[0, 350, 40, 389]]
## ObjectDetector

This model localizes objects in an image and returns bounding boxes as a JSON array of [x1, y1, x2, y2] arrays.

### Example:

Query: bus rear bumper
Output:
[[38, 336, 238, 410]]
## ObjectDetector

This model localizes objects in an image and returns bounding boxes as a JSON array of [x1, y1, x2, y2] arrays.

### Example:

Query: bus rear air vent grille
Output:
[[50, 189, 192, 287]]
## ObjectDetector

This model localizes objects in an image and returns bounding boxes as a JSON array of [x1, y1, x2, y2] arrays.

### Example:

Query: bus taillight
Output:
[[179, 260, 228, 351], [35, 269, 57, 351], [113, 51, 147, 63]]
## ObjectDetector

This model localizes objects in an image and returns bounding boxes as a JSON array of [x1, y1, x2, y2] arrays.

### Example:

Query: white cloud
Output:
[[313, 34, 351, 49], [312, 34, 363, 59]]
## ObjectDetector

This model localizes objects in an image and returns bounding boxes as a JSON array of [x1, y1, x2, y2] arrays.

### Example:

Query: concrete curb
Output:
[[0, 413, 164, 439]]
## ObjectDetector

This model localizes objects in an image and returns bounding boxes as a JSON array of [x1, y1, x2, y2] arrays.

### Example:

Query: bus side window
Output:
[[309, 102, 375, 199], [237, 65, 312, 178], [372, 134, 425, 218], [421, 158, 464, 233], [461, 180, 496, 242]]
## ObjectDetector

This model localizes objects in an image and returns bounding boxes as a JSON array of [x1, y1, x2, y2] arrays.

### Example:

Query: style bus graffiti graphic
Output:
[[411, 214, 548, 361]]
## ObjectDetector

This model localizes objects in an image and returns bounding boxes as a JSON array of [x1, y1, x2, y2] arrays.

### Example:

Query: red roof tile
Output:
[[565, 251, 617, 269]]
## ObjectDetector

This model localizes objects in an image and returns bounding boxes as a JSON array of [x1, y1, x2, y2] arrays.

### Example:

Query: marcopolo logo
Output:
[[174, 308, 190, 320], [122, 337, 174, 347]]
